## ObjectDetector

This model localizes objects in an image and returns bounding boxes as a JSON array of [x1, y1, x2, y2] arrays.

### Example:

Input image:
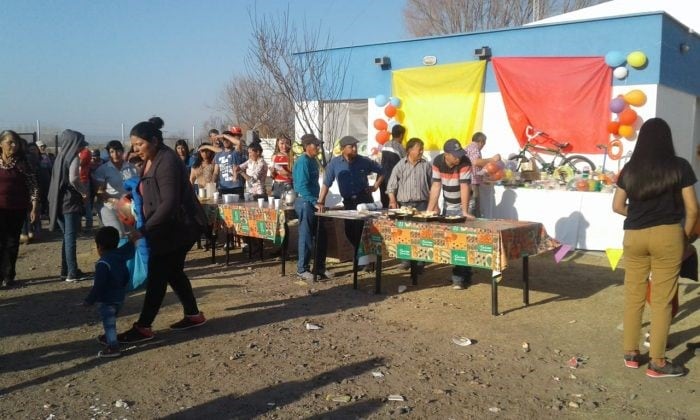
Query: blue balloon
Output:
[[389, 96, 401, 108], [605, 51, 626, 68], [374, 94, 388, 107]]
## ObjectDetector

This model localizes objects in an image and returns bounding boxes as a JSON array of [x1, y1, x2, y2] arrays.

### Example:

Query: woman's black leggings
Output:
[[137, 246, 199, 327]]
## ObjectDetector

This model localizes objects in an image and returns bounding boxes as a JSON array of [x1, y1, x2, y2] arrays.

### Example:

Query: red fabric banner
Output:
[[492, 57, 612, 154]]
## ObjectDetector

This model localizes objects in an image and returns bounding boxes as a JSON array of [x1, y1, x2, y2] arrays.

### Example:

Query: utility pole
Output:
[[36, 120, 41, 141], [121, 123, 125, 142]]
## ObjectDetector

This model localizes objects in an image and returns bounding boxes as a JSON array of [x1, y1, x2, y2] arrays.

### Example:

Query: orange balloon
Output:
[[373, 118, 387, 131], [618, 125, 635, 139], [376, 130, 390, 145], [116, 196, 135, 226], [484, 161, 499, 174], [607, 121, 620, 135], [384, 104, 397, 118], [619, 108, 637, 125]]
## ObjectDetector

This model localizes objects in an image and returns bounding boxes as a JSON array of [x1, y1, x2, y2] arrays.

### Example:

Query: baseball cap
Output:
[[301, 133, 322, 146], [229, 126, 243, 136], [91, 149, 101, 157], [339, 136, 359, 147], [443, 138, 465, 158], [36, 141, 46, 148]]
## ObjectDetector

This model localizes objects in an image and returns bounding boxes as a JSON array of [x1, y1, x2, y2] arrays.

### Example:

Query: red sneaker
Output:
[[117, 323, 154, 344], [170, 312, 206, 330]]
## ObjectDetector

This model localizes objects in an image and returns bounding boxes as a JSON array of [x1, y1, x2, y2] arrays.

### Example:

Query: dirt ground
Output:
[[1, 221, 698, 419]]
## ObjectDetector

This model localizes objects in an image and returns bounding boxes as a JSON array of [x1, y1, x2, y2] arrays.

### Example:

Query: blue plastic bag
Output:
[[123, 177, 149, 291]]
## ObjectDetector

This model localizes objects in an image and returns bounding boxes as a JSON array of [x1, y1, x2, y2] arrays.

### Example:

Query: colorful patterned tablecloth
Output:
[[362, 217, 559, 271], [202, 202, 293, 245]]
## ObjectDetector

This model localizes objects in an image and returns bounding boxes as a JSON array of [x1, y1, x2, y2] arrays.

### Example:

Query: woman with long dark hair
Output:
[[117, 117, 205, 343], [175, 139, 194, 171], [189, 142, 216, 191], [0, 131, 39, 288], [613, 117, 698, 378]]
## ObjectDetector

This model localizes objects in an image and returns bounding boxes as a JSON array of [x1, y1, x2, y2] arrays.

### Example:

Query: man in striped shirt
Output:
[[428, 138, 475, 289]]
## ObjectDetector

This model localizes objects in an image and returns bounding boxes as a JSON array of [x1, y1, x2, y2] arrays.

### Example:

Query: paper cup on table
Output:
[[198, 188, 206, 199], [257, 198, 265, 208], [268, 197, 275, 207], [231, 194, 240, 202], [274, 198, 281, 209], [223, 194, 234, 204], [244, 192, 252, 201], [212, 192, 220, 202]]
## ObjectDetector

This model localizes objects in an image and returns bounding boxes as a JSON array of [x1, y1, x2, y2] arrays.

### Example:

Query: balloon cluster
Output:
[[604, 50, 647, 80], [373, 95, 404, 145], [607, 89, 646, 155]]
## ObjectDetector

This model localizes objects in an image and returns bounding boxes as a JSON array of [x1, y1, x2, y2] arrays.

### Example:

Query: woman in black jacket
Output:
[[117, 117, 205, 343]]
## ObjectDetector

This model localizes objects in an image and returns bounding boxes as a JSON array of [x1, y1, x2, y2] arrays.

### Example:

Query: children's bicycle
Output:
[[508, 126, 596, 175]]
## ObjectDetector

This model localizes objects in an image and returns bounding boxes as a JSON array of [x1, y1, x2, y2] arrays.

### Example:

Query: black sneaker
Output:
[[170, 312, 206, 330], [117, 323, 155, 343], [646, 360, 685, 378], [98, 346, 121, 358], [65, 270, 91, 282]]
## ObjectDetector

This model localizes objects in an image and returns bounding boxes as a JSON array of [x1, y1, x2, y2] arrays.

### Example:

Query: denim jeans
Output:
[[99, 302, 122, 347], [294, 200, 327, 274], [444, 207, 472, 283], [84, 198, 94, 229], [57, 211, 81, 277]]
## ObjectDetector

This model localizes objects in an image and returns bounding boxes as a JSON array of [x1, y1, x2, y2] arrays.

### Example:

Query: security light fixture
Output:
[[680, 43, 691, 54], [374, 56, 391, 70], [474, 46, 492, 60]]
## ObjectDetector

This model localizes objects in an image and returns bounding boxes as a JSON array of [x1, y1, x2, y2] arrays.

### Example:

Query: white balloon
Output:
[[613, 66, 628, 80]]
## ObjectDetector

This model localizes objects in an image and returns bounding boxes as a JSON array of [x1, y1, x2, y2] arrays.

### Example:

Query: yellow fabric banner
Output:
[[392, 61, 486, 151]]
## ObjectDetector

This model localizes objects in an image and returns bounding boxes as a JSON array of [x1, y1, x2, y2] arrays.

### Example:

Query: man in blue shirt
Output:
[[293, 134, 333, 282], [213, 132, 246, 198], [318, 136, 384, 267]]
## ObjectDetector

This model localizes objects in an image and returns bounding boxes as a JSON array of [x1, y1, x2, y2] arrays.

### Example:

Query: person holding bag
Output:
[[117, 117, 206, 343]]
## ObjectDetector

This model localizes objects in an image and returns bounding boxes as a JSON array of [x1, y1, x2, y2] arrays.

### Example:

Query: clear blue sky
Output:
[[1, 0, 407, 141]]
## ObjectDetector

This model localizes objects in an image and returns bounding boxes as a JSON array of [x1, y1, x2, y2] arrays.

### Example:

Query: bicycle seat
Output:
[[553, 141, 569, 149]]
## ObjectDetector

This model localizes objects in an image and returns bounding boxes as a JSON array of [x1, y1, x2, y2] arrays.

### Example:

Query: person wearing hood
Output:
[[48, 129, 90, 282]]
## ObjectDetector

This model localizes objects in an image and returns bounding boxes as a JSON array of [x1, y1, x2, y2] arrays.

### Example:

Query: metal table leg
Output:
[[210, 227, 216, 264], [523, 256, 529, 306], [374, 254, 382, 294], [281, 223, 288, 276], [491, 270, 502, 316], [410, 260, 418, 285], [352, 245, 359, 289], [225, 230, 232, 266], [312, 215, 320, 282]]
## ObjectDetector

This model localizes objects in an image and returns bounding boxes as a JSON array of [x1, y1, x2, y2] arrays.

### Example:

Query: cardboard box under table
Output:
[[362, 217, 559, 315]]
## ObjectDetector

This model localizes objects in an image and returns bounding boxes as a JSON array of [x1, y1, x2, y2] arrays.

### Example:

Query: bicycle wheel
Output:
[[561, 155, 596, 174]]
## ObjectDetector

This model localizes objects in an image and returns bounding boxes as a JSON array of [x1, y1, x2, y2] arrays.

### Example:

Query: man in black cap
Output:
[[318, 135, 384, 269], [428, 138, 475, 290], [292, 133, 333, 282]]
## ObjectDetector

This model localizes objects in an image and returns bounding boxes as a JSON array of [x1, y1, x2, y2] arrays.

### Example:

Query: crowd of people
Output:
[[1, 117, 695, 378]]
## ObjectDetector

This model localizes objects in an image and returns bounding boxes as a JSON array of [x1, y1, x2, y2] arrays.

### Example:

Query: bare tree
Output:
[[219, 74, 294, 138], [404, 0, 607, 36], [246, 6, 350, 165]]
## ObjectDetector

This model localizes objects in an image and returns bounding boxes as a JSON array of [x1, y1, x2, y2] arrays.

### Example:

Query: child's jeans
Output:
[[99, 303, 122, 347]]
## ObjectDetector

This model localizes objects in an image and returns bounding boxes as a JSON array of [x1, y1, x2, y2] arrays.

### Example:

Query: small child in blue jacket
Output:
[[84, 226, 133, 358]]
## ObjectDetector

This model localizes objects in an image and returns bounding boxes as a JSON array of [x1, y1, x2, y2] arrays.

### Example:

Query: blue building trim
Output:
[[304, 12, 699, 100]]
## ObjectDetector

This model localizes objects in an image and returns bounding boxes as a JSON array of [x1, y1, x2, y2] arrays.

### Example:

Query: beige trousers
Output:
[[622, 224, 683, 359]]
